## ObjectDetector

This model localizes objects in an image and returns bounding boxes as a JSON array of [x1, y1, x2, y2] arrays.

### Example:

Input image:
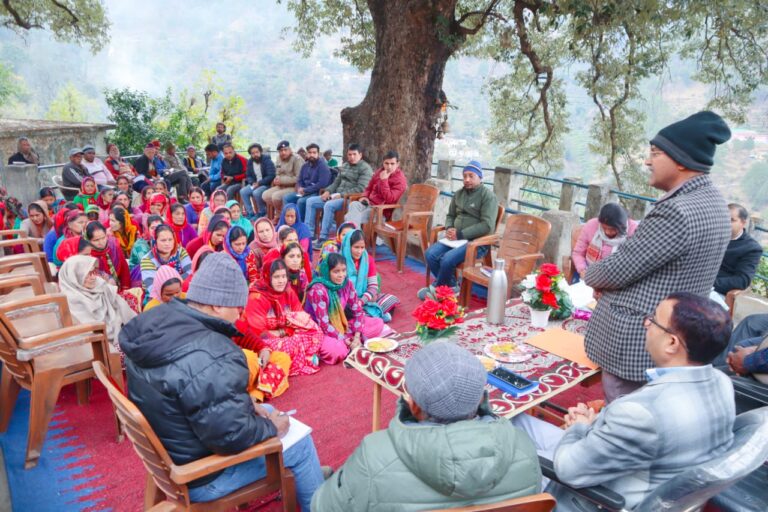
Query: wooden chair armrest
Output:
[[369, 203, 402, 213], [0, 274, 45, 295], [0, 237, 40, 252], [538, 456, 626, 511], [464, 234, 501, 269], [726, 289, 746, 313], [170, 436, 284, 484], [0, 293, 73, 325], [429, 225, 447, 244], [0, 229, 27, 237], [17, 322, 107, 352], [344, 193, 364, 203]]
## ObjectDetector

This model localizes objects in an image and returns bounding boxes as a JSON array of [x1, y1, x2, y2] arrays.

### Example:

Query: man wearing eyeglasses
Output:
[[515, 293, 735, 512], [583, 111, 732, 402]]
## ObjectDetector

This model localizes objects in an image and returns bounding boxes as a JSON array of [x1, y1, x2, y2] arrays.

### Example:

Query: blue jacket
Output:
[[245, 154, 276, 187], [208, 153, 223, 182], [297, 158, 332, 195]]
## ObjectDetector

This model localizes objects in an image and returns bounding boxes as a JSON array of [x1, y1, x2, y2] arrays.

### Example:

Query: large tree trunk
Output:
[[341, 0, 461, 184]]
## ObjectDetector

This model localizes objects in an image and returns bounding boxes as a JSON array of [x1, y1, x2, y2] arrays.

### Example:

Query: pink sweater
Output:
[[572, 217, 638, 274]]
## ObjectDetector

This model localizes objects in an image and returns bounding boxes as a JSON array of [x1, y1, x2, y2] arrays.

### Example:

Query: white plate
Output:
[[365, 338, 399, 353], [484, 342, 533, 363]]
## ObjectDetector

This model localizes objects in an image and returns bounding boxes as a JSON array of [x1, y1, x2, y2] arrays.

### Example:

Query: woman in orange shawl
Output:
[[109, 206, 138, 257]]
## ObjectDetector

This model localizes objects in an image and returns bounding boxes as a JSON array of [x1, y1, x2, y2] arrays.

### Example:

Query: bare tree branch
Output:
[[455, 0, 505, 35], [50, 0, 80, 24], [2, 0, 41, 29]]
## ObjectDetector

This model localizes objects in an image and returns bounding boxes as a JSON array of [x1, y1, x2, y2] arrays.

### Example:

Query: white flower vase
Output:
[[528, 306, 551, 328]]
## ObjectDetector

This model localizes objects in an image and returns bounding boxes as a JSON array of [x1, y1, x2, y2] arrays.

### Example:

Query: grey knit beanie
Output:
[[404, 342, 486, 422], [186, 252, 248, 307]]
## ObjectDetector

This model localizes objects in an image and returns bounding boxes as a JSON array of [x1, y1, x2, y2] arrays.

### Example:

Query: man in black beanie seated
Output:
[[583, 111, 732, 402]]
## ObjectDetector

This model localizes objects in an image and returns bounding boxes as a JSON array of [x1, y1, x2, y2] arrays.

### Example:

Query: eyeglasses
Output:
[[643, 314, 675, 335]]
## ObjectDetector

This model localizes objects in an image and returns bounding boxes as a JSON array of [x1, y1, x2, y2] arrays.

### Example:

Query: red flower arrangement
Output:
[[412, 286, 466, 342], [519, 263, 573, 318]]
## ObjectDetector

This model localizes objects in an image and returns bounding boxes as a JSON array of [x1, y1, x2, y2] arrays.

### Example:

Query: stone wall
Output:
[[0, 119, 115, 166]]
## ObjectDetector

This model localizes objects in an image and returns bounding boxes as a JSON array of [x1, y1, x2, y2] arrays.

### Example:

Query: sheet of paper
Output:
[[438, 238, 468, 249], [281, 416, 313, 451], [523, 329, 598, 370], [568, 280, 595, 309]]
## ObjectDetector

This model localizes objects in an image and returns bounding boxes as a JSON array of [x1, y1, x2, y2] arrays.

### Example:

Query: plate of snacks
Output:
[[484, 342, 533, 363], [365, 338, 399, 353]]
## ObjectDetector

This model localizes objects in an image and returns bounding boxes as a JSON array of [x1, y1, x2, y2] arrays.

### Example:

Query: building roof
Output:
[[0, 118, 116, 136]]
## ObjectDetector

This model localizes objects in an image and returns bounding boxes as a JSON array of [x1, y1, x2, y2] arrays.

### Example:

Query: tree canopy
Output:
[[1, 0, 110, 52], [285, 0, 768, 191]]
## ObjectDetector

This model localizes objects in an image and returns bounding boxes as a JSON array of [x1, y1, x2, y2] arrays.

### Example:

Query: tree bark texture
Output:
[[341, 0, 461, 185]]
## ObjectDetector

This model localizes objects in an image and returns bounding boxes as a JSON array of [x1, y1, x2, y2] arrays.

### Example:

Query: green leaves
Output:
[[0, 0, 110, 53]]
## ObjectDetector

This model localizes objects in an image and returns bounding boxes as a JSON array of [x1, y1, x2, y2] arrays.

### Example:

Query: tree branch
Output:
[[49, 0, 80, 24], [512, 1, 554, 157], [455, 0, 505, 35], [2, 0, 41, 29]]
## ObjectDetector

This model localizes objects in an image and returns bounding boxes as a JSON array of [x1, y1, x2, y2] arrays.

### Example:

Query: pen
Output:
[[279, 409, 297, 417]]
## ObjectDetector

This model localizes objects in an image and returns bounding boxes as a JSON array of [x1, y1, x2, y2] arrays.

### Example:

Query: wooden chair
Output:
[[458, 214, 551, 307], [428, 493, 555, 512], [370, 184, 439, 272], [0, 293, 122, 468], [561, 224, 584, 284], [92, 360, 298, 511], [425, 204, 505, 287], [0, 253, 55, 283]]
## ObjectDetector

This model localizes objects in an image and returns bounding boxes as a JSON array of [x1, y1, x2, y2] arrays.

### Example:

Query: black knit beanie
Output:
[[649, 111, 731, 173]]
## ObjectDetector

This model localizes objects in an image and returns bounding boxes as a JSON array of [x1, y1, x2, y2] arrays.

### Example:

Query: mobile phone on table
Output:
[[487, 367, 539, 397]]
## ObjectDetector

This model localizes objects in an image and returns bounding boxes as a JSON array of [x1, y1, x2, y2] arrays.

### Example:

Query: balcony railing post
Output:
[[492, 166, 523, 211], [749, 214, 763, 235], [621, 197, 652, 221], [542, 210, 581, 269], [559, 177, 582, 213], [436, 159, 454, 186], [1, 164, 40, 206], [585, 184, 618, 220]]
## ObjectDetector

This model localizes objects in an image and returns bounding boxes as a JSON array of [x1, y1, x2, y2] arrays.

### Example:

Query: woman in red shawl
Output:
[[95, 188, 115, 227], [167, 203, 198, 248], [236, 256, 322, 376], [82, 221, 131, 292], [137, 186, 155, 214], [186, 214, 229, 258]]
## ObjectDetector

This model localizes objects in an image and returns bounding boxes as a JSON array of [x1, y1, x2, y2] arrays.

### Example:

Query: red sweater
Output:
[[364, 167, 407, 219]]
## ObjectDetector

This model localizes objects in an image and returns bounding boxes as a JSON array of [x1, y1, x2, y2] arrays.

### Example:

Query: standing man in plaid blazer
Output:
[[584, 111, 732, 402]]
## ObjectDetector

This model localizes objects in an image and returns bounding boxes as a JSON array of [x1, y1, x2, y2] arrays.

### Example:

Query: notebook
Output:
[[281, 416, 313, 451], [523, 329, 599, 370]]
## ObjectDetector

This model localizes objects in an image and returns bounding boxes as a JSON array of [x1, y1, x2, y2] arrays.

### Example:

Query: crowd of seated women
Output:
[[4, 171, 400, 401]]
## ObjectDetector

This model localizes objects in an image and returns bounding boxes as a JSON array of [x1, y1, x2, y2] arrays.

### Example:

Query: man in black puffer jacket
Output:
[[119, 252, 324, 508]]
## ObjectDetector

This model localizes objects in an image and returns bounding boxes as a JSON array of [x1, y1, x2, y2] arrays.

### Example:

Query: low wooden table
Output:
[[345, 301, 601, 431]]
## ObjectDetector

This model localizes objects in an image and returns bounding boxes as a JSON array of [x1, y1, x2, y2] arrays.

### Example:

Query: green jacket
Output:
[[325, 160, 373, 195], [311, 398, 541, 512], [445, 185, 498, 241]]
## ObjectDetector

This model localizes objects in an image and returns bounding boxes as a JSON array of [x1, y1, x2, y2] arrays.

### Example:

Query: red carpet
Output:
[[7, 250, 602, 511]]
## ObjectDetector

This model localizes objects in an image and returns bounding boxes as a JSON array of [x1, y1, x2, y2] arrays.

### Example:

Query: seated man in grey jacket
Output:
[[312, 341, 541, 511], [515, 292, 735, 511]]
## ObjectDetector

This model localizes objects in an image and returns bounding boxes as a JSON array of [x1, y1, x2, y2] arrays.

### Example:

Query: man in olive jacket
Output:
[[421, 161, 498, 298], [311, 342, 541, 511], [119, 253, 324, 509]]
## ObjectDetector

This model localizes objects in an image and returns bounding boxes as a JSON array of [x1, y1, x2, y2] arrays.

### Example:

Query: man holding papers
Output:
[[420, 160, 498, 299], [119, 253, 325, 510]]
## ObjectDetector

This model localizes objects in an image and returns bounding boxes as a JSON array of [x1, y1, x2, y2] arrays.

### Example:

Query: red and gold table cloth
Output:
[[345, 301, 600, 420]]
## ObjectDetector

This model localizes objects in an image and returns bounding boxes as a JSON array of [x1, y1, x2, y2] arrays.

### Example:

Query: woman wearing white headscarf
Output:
[[58, 255, 136, 346]]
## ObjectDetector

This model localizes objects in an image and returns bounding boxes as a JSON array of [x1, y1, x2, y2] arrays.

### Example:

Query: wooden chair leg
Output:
[[281, 469, 297, 512], [370, 232, 378, 259], [106, 353, 126, 442], [396, 231, 407, 273], [0, 369, 21, 433], [144, 473, 164, 509], [75, 379, 91, 405], [459, 279, 471, 308], [26, 369, 66, 469]]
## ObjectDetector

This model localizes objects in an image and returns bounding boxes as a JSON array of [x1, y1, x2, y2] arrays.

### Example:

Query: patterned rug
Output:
[[0, 246, 600, 511]]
